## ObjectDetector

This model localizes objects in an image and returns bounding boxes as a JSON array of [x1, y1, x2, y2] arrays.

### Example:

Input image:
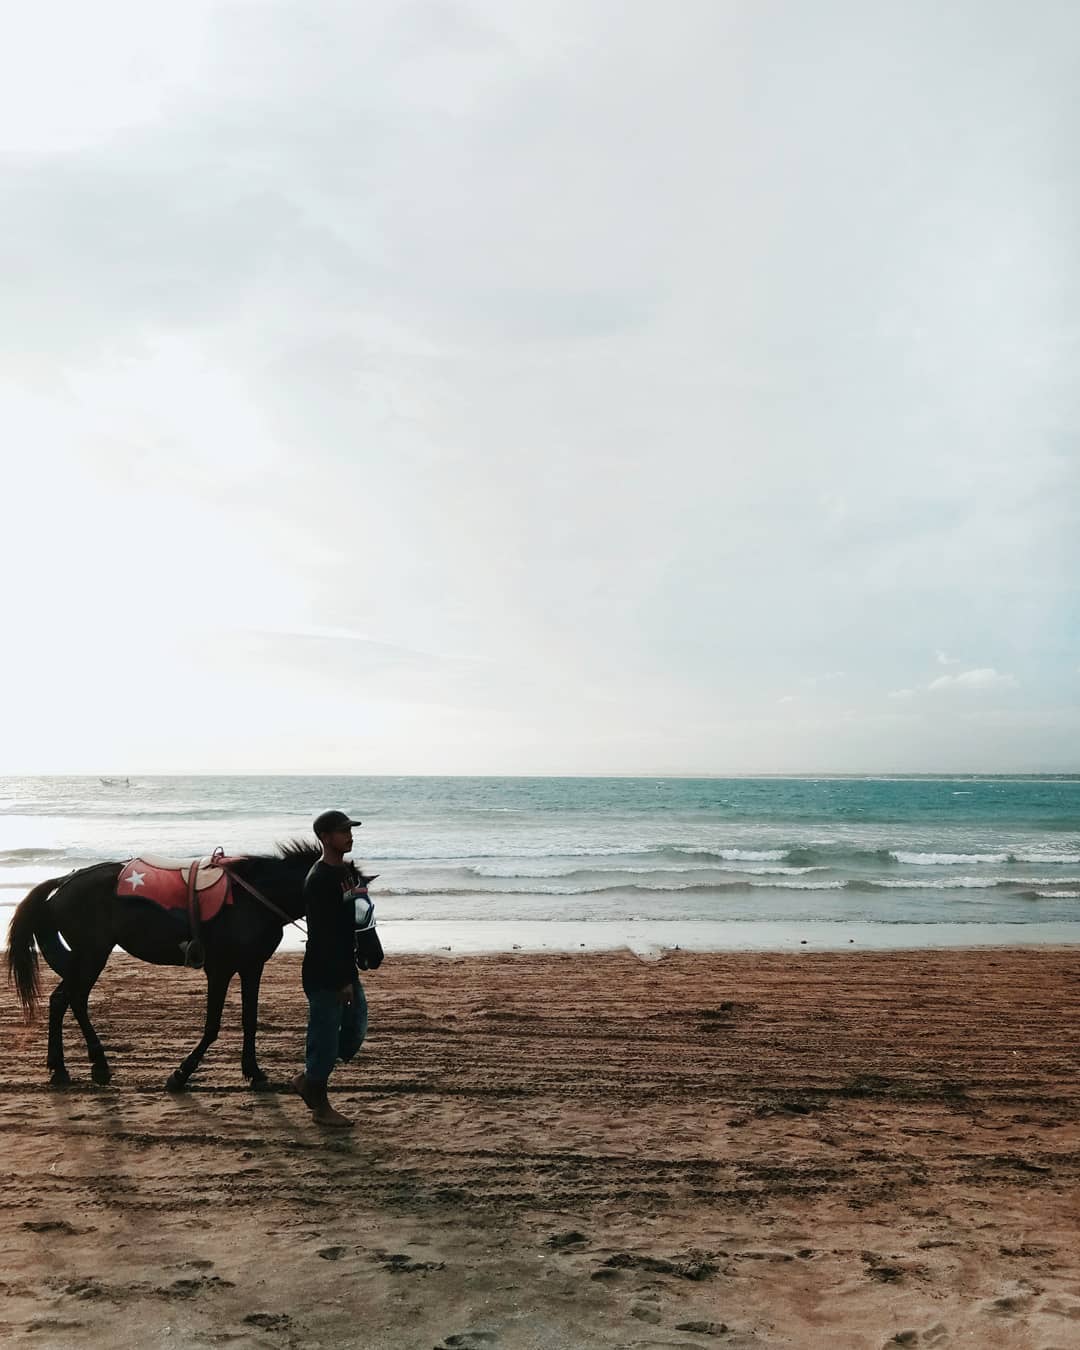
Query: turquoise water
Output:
[[2, 775, 1079, 948]]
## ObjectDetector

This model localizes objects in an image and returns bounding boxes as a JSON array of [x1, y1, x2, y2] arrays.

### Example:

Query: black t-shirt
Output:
[[302, 860, 359, 991]]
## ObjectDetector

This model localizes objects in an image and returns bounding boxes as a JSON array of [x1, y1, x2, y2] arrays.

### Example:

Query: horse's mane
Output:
[[240, 839, 321, 866], [276, 838, 322, 865]]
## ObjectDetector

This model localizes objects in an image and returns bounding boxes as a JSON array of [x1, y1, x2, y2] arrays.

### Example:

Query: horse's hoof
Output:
[[91, 1063, 112, 1086], [248, 1071, 271, 1092], [165, 1072, 188, 1093], [49, 1067, 71, 1088]]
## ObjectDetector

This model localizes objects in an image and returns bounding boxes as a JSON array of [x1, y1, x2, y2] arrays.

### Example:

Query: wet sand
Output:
[[1, 948, 1079, 1349]]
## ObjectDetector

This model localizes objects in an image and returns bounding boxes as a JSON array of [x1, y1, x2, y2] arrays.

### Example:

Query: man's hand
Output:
[[338, 983, 354, 1006]]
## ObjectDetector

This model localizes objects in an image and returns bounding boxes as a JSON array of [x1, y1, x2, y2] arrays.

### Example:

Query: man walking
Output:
[[291, 809, 382, 1128]]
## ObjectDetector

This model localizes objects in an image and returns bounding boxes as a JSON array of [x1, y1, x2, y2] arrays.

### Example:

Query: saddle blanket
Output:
[[117, 854, 235, 925]]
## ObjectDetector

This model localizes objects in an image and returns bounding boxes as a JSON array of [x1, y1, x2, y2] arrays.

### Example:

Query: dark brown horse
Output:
[[6, 841, 319, 1091]]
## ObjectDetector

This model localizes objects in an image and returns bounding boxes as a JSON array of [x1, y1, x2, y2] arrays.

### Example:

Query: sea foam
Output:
[[890, 851, 1010, 865]]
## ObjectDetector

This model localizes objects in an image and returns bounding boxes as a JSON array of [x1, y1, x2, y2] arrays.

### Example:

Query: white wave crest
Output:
[[890, 851, 1009, 865], [713, 848, 789, 861], [730, 865, 826, 876], [1034, 890, 1080, 899], [465, 861, 822, 880], [469, 862, 592, 878], [873, 876, 1005, 890], [874, 875, 1080, 890], [756, 879, 846, 890]]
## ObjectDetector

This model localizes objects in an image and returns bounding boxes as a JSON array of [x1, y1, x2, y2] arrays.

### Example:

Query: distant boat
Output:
[[99, 777, 131, 787]]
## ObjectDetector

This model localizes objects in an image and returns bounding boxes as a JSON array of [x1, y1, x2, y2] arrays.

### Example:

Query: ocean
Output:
[[2, 775, 1080, 955]]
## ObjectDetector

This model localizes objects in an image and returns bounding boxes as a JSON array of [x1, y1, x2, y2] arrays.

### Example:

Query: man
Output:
[[291, 809, 382, 1128]]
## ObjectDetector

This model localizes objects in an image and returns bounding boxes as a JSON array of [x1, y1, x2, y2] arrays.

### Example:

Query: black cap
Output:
[[313, 809, 362, 837]]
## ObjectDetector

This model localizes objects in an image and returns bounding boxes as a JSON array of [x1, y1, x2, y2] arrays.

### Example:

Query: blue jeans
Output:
[[304, 979, 367, 1082]]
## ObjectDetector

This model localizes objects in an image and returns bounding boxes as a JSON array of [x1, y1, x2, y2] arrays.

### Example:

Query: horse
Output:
[[6, 840, 320, 1091]]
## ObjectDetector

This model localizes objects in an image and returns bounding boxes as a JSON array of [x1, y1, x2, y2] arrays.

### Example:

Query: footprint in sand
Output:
[[64, 1278, 115, 1302], [376, 1251, 445, 1274], [1041, 1297, 1080, 1321], [243, 1312, 292, 1330], [597, 1250, 719, 1281], [164, 1275, 236, 1298], [985, 1286, 1037, 1316], [436, 1334, 498, 1349]]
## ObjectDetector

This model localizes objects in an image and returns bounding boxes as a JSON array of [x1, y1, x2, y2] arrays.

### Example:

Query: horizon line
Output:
[[5, 770, 1080, 781]]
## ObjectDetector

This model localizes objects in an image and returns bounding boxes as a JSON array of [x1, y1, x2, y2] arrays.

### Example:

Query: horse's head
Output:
[[232, 840, 321, 922]]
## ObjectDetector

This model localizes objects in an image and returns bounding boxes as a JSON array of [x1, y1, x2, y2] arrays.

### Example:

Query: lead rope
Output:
[[213, 852, 307, 935]]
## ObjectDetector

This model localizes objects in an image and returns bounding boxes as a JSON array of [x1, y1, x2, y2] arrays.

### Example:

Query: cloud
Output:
[[927, 668, 1018, 692], [1, 1, 1078, 772]]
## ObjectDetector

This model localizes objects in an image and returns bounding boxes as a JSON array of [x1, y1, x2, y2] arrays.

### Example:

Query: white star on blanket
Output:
[[127, 870, 146, 890]]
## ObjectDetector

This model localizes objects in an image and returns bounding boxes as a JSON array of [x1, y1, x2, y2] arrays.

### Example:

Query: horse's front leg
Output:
[[239, 962, 270, 1089], [166, 966, 232, 1092]]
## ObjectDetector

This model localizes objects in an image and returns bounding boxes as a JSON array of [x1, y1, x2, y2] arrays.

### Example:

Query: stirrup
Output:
[[180, 939, 205, 970]]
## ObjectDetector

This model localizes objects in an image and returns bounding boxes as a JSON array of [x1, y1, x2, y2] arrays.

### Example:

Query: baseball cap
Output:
[[312, 809, 362, 836]]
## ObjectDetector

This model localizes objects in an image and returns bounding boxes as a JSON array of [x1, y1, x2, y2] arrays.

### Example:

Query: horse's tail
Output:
[[6, 876, 70, 1022]]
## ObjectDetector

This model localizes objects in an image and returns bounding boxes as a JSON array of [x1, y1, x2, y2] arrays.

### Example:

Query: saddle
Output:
[[117, 853, 238, 927]]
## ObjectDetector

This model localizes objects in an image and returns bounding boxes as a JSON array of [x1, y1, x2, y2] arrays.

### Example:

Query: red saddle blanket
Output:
[[117, 854, 235, 925]]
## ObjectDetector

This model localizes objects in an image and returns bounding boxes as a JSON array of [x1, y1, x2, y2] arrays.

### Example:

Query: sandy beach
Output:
[[2, 947, 1079, 1349]]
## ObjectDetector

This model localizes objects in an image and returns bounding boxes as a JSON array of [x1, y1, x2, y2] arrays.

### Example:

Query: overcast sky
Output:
[[2, 0, 1078, 775]]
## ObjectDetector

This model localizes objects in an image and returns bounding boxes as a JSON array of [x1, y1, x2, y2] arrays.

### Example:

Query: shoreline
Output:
[[5, 909, 1080, 958], [2, 947, 1079, 1347], [365, 917, 1080, 957]]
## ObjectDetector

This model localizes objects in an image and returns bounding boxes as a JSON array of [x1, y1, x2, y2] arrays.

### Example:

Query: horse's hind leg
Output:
[[47, 982, 71, 1087], [66, 949, 114, 1085]]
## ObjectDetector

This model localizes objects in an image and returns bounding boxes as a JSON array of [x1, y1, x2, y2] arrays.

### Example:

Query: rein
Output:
[[210, 849, 306, 932]]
